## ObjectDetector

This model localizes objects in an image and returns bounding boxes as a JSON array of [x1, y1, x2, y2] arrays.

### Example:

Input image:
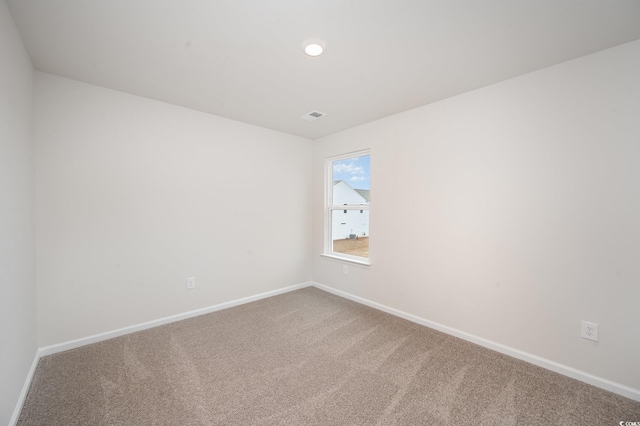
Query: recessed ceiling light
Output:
[[302, 39, 326, 57], [305, 43, 323, 56]]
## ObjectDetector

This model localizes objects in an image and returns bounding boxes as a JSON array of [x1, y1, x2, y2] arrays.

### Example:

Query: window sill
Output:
[[320, 253, 371, 267]]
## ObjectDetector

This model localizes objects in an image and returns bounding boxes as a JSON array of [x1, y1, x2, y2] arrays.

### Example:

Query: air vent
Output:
[[300, 111, 326, 121]]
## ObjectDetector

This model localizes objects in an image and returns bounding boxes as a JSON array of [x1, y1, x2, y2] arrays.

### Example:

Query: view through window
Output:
[[328, 152, 370, 261]]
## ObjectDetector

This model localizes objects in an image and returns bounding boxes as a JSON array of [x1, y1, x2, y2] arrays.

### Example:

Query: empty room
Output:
[[2, 1, 639, 425]]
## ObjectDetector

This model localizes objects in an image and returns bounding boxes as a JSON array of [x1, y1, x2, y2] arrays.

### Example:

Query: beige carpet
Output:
[[18, 287, 640, 425]]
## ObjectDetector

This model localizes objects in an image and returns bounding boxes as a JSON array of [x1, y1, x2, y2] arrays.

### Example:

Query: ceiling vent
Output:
[[300, 111, 326, 121]]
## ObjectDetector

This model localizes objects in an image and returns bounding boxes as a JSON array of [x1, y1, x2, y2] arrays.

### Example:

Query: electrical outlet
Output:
[[187, 277, 196, 289], [342, 265, 348, 275], [581, 321, 598, 341]]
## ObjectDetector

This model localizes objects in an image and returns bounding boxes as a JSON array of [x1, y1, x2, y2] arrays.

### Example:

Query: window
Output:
[[324, 151, 370, 264]]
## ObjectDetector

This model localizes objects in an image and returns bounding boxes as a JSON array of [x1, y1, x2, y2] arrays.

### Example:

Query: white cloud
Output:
[[350, 176, 366, 181], [334, 162, 364, 175]]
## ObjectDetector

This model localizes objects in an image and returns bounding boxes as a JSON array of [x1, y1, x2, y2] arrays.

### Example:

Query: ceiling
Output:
[[7, 0, 640, 140]]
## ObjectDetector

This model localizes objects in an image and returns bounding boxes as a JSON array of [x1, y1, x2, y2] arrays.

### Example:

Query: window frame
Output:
[[322, 150, 371, 266]]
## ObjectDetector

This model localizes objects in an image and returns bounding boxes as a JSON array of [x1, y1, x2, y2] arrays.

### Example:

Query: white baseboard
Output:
[[15, 278, 638, 424], [13, 281, 312, 424], [311, 281, 640, 402], [9, 348, 42, 426], [39, 281, 312, 357]]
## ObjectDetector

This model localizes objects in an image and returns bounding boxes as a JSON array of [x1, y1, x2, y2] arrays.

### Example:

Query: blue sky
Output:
[[333, 154, 370, 190]]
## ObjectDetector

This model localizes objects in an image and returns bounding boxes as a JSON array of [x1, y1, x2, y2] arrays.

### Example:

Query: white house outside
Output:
[[332, 180, 370, 240]]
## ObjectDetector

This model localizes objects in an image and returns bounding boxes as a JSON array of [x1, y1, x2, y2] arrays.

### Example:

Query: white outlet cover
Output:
[[187, 277, 196, 289], [581, 321, 598, 341], [342, 265, 348, 275]]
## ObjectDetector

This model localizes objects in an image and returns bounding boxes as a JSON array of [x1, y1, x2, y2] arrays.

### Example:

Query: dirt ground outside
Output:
[[332, 237, 369, 258]]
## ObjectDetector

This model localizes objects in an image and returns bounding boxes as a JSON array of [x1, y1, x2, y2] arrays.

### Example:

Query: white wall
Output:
[[0, 2, 37, 424], [312, 40, 640, 391], [35, 73, 312, 347]]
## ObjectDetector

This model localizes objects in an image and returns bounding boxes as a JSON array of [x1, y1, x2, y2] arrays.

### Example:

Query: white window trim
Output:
[[324, 149, 371, 266], [320, 253, 371, 266]]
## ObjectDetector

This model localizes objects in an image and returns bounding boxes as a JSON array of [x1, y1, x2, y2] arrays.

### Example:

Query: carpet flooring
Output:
[[18, 287, 640, 425]]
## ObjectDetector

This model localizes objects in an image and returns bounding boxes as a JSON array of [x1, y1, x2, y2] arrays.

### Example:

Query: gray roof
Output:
[[334, 180, 370, 202], [354, 189, 370, 203]]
